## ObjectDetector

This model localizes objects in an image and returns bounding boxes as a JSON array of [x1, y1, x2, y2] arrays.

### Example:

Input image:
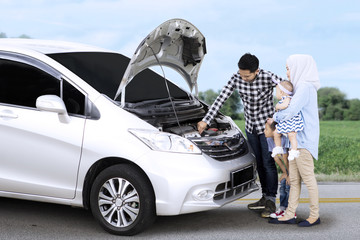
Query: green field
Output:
[[234, 120, 360, 181]]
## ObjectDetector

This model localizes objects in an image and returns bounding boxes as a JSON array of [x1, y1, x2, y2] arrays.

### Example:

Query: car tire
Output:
[[90, 164, 156, 236]]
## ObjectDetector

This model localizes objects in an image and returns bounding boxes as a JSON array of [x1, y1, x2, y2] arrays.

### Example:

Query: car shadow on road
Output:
[[0, 197, 331, 239]]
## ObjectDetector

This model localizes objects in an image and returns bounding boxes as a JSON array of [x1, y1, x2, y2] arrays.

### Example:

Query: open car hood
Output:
[[115, 18, 206, 105]]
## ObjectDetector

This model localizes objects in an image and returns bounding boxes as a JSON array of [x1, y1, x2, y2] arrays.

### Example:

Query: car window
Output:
[[62, 80, 86, 115], [0, 58, 60, 108], [0, 58, 85, 115]]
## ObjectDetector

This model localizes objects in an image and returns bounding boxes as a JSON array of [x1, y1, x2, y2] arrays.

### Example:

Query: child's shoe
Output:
[[271, 209, 297, 219], [288, 149, 300, 161], [271, 146, 283, 157], [270, 209, 285, 218]]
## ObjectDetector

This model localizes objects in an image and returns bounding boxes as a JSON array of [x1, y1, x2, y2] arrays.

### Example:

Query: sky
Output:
[[1, 0, 359, 99]]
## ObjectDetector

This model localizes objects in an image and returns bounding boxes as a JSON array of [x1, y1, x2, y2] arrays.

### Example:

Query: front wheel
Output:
[[90, 164, 156, 236]]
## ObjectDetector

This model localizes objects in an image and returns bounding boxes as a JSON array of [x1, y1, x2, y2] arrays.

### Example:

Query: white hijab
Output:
[[286, 54, 320, 91]]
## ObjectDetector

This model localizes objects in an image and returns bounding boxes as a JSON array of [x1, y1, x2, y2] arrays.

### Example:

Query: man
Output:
[[197, 53, 285, 217]]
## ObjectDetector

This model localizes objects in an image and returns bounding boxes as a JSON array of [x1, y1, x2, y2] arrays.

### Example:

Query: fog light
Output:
[[193, 189, 214, 201]]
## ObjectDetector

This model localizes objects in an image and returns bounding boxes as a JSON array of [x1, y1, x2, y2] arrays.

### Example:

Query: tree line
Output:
[[198, 87, 360, 121], [318, 87, 360, 120], [0, 32, 31, 38]]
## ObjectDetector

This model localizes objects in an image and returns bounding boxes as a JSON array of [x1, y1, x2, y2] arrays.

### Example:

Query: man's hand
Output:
[[197, 121, 208, 134]]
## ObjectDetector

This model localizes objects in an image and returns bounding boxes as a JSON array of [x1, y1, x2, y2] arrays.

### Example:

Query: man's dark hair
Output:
[[238, 53, 259, 72]]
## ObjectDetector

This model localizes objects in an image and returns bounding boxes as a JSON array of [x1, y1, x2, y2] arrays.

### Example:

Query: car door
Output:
[[0, 53, 85, 199]]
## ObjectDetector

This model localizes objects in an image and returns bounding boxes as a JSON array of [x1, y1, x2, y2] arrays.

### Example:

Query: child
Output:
[[271, 80, 304, 161], [264, 119, 292, 218]]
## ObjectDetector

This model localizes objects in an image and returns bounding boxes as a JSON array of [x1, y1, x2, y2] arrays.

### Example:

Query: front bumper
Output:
[[135, 147, 258, 216]]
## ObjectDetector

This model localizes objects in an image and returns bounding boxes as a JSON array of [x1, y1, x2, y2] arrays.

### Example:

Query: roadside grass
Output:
[[317, 121, 360, 179], [234, 120, 360, 182], [315, 173, 360, 182]]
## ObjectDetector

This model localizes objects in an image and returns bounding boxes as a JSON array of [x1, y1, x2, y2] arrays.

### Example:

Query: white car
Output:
[[0, 19, 258, 236]]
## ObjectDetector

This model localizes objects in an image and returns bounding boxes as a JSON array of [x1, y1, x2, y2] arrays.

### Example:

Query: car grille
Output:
[[213, 164, 257, 201], [191, 131, 248, 161]]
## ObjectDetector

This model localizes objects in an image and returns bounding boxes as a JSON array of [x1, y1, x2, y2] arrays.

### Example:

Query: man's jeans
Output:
[[246, 130, 278, 198], [279, 178, 290, 208]]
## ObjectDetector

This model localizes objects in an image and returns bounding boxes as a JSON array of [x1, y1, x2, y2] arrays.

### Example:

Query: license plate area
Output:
[[230, 165, 254, 188]]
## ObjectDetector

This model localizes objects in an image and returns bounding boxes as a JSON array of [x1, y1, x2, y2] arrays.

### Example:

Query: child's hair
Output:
[[267, 119, 277, 131], [270, 121, 277, 131], [238, 53, 259, 72], [279, 80, 294, 93]]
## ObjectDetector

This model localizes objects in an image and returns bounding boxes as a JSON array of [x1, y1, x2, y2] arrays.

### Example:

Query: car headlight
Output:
[[129, 129, 201, 154]]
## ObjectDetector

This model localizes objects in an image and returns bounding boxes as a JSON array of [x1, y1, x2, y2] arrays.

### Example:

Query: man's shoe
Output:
[[269, 217, 297, 224], [261, 200, 276, 218], [298, 218, 321, 227], [247, 196, 266, 210]]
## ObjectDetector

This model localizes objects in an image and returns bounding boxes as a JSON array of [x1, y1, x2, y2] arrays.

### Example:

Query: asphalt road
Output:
[[0, 182, 359, 240]]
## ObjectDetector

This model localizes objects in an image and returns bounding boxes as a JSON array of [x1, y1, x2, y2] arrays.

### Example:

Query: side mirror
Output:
[[36, 95, 71, 123]]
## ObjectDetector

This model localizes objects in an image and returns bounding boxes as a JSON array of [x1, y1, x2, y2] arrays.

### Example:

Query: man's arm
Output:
[[198, 77, 236, 134], [266, 70, 286, 87]]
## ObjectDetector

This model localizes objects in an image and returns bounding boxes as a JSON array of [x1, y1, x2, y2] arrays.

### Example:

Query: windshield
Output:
[[48, 52, 190, 103]]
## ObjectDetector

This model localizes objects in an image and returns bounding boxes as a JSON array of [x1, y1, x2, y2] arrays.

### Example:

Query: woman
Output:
[[269, 54, 321, 227]]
